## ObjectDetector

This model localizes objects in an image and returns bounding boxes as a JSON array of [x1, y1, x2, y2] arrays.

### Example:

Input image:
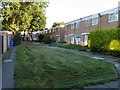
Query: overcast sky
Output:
[[45, 0, 120, 28]]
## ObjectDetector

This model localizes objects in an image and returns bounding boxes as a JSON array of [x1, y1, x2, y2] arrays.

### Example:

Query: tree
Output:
[[27, 2, 47, 41], [1, 1, 48, 41], [1, 2, 21, 34], [52, 22, 64, 27]]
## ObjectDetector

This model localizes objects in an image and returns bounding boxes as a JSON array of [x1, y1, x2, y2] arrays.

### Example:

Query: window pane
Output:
[[108, 12, 118, 22]]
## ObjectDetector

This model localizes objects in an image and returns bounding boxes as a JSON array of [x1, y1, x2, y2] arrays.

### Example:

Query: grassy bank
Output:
[[15, 44, 118, 88]]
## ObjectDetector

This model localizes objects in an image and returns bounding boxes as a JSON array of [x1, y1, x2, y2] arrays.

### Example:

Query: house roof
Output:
[[65, 7, 118, 25]]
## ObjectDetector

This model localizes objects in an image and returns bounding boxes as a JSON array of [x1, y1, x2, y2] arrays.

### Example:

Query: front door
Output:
[[84, 35, 88, 46], [71, 36, 74, 44]]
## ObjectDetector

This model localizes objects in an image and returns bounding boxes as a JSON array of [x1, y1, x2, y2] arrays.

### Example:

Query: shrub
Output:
[[89, 28, 120, 57], [57, 44, 89, 51], [43, 36, 53, 44], [38, 34, 44, 42], [13, 31, 22, 46]]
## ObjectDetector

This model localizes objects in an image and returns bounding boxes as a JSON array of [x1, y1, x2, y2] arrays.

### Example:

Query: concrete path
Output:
[[46, 46, 120, 89], [2, 47, 16, 89], [0, 62, 2, 90]]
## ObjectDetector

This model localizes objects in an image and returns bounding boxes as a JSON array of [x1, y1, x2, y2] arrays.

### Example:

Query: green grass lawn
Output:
[[15, 44, 118, 88]]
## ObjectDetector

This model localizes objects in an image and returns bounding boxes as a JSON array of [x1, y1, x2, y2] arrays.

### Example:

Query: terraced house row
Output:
[[45, 7, 120, 46]]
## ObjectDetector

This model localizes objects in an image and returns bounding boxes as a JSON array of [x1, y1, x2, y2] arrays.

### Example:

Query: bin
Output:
[[10, 40, 14, 46]]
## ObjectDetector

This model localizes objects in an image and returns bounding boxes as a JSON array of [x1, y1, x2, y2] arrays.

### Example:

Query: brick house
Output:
[[118, 1, 120, 28], [65, 7, 118, 46]]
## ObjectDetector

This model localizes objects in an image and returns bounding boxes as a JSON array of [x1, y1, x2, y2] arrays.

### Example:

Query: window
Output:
[[92, 18, 98, 25], [71, 24, 74, 29], [65, 35, 68, 42], [76, 22, 80, 28], [108, 12, 118, 22], [56, 28, 59, 31], [65, 26, 67, 30]]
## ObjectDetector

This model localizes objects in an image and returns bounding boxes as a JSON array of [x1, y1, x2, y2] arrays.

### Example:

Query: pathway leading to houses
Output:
[[0, 61, 2, 90], [45, 46, 120, 89], [2, 47, 16, 89]]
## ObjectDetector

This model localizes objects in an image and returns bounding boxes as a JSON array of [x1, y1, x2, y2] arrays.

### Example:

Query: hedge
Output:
[[89, 28, 120, 57]]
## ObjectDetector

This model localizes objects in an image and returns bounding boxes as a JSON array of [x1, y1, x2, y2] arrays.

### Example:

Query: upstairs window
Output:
[[71, 24, 75, 29], [92, 18, 98, 25], [76, 22, 80, 28], [108, 12, 118, 22], [49, 30, 51, 33], [65, 26, 67, 30], [52, 29, 55, 32]]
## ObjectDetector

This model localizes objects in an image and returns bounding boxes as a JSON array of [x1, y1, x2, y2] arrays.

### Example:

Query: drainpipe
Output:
[[98, 13, 102, 29], [118, 2, 120, 28]]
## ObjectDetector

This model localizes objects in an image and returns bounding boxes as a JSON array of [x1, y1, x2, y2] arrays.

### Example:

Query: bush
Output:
[[38, 34, 44, 42], [43, 36, 53, 44], [89, 28, 120, 57], [13, 31, 22, 46], [57, 44, 89, 51]]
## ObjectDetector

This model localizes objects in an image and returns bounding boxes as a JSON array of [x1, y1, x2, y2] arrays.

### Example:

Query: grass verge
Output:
[[15, 44, 118, 88]]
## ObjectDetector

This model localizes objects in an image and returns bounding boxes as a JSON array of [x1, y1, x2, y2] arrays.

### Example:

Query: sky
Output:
[[45, 0, 120, 28]]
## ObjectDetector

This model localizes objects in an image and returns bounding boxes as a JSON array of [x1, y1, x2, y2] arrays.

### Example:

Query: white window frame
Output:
[[71, 24, 74, 29], [65, 26, 67, 30], [108, 12, 118, 22], [76, 22, 80, 28], [92, 17, 98, 25], [49, 30, 51, 33], [52, 29, 55, 32]]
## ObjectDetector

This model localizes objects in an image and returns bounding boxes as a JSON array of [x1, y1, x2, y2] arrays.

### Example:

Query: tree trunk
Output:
[[23, 30, 25, 41], [12, 31, 14, 35], [28, 30, 33, 41], [30, 31, 33, 41]]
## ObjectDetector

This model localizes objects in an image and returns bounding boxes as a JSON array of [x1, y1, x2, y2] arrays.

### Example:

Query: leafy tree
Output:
[[0, 1, 48, 41], [1, 2, 21, 34], [52, 22, 64, 27], [28, 2, 47, 41]]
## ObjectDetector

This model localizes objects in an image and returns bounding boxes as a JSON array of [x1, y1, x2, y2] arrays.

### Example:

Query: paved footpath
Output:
[[0, 62, 2, 90], [47, 46, 120, 89], [2, 47, 16, 89]]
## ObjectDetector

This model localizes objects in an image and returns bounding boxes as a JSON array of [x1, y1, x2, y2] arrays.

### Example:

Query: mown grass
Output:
[[15, 44, 118, 88]]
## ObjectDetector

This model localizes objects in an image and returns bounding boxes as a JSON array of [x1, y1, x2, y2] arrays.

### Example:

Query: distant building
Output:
[[45, 25, 65, 42]]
